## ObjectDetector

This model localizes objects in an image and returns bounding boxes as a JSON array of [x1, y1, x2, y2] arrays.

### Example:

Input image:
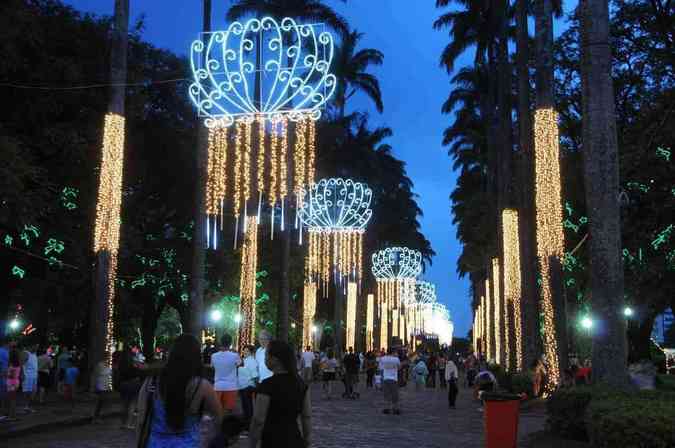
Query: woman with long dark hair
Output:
[[136, 334, 222, 448], [249, 340, 311, 448]]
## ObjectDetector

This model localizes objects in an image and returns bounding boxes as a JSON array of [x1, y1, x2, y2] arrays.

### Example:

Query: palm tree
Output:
[[333, 30, 384, 117], [189, 0, 211, 337], [90, 0, 129, 373], [227, 0, 349, 344], [579, 0, 628, 386]]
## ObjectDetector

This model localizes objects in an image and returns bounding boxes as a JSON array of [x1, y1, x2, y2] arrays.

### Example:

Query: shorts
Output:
[[22, 375, 37, 393], [39, 371, 52, 389], [383, 379, 399, 404], [216, 390, 237, 411], [323, 372, 336, 382]]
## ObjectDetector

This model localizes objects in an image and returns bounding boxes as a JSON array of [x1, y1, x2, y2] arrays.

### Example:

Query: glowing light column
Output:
[[534, 108, 566, 386], [366, 293, 374, 351], [502, 209, 523, 371]]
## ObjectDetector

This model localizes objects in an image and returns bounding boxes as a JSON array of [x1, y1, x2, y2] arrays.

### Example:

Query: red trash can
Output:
[[483, 393, 522, 448]]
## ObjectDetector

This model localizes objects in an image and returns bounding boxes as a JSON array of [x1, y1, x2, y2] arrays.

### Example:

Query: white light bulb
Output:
[[581, 316, 593, 329], [210, 310, 222, 322]]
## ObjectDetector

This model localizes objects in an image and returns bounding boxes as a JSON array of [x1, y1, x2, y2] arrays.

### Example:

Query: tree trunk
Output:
[[277, 200, 290, 342], [516, 0, 540, 372], [90, 0, 129, 376], [534, 0, 555, 109], [579, 0, 628, 386], [189, 0, 211, 338]]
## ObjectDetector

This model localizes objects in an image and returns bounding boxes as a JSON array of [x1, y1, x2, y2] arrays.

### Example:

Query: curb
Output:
[[1, 406, 123, 440]]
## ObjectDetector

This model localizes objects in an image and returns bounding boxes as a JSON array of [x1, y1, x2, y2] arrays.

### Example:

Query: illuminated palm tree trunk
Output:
[[91, 0, 129, 375]]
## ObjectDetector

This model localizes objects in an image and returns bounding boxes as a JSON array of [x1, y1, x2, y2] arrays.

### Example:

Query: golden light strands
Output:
[[346, 282, 357, 350], [93, 113, 125, 362], [256, 115, 266, 218], [534, 108, 565, 386], [366, 293, 374, 351], [303, 282, 317, 349], [307, 119, 316, 186], [502, 209, 523, 371], [486, 278, 493, 361], [492, 257, 504, 367], [379, 283, 388, 351], [238, 216, 258, 347]]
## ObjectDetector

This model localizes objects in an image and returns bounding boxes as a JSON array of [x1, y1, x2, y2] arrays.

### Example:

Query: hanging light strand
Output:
[[238, 216, 258, 347]]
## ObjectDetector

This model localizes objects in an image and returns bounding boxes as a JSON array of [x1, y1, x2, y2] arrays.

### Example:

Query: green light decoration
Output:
[[148, 258, 159, 267], [162, 249, 176, 267], [4, 235, 12, 246], [131, 276, 147, 289], [47, 256, 63, 268], [656, 146, 671, 162], [11, 265, 25, 279], [563, 219, 579, 233], [651, 225, 673, 250], [20, 225, 39, 246], [626, 181, 649, 193], [145, 234, 157, 241], [60, 187, 79, 210], [44, 238, 65, 255], [181, 292, 189, 302], [255, 293, 270, 305], [565, 202, 573, 217]]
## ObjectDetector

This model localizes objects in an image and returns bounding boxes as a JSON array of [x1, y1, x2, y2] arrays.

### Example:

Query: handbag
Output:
[[136, 377, 156, 448]]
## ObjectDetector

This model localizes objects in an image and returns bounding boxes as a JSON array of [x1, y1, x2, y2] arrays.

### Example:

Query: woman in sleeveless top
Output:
[[249, 340, 311, 448], [136, 334, 222, 448]]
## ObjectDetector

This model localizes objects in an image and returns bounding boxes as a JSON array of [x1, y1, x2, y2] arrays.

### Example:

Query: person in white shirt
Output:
[[378, 348, 401, 415], [445, 357, 460, 409], [21, 345, 38, 412], [255, 330, 273, 382], [237, 344, 258, 425], [211, 334, 241, 413], [90, 354, 112, 423], [301, 346, 315, 384], [320, 349, 338, 399]]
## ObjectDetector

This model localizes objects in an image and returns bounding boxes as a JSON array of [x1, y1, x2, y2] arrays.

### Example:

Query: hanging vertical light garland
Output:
[[534, 108, 565, 387], [492, 257, 504, 367], [366, 293, 374, 351], [502, 209, 522, 371], [93, 113, 126, 363], [346, 282, 357, 350], [238, 216, 258, 347], [303, 282, 317, 349]]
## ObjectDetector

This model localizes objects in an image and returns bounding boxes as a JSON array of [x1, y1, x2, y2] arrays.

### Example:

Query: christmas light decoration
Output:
[[492, 257, 503, 366], [534, 108, 565, 386], [300, 178, 373, 288], [93, 113, 125, 363], [303, 282, 317, 349], [238, 216, 258, 347], [502, 209, 523, 371], [346, 282, 357, 349], [372, 247, 422, 349], [485, 278, 493, 361], [366, 293, 374, 351]]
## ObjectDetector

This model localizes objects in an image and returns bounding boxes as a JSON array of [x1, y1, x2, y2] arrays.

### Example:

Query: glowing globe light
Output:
[[623, 306, 634, 317], [371, 247, 423, 280], [190, 17, 336, 128], [210, 309, 223, 322], [581, 316, 593, 330], [299, 178, 373, 231], [9, 319, 20, 331]]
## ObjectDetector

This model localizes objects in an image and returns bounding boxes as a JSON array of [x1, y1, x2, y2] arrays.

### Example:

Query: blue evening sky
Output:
[[64, 0, 576, 339]]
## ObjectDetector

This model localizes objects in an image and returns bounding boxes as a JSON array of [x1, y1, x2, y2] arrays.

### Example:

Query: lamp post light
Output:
[[8, 319, 20, 332], [581, 316, 593, 330], [623, 306, 634, 318], [210, 309, 223, 323]]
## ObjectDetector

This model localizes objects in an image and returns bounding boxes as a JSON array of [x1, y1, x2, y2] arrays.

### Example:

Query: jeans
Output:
[[239, 386, 254, 425], [439, 369, 447, 388], [366, 369, 375, 388], [447, 380, 458, 407], [345, 373, 358, 395]]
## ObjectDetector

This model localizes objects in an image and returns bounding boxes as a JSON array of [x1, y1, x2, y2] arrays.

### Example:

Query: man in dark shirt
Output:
[[342, 347, 360, 398]]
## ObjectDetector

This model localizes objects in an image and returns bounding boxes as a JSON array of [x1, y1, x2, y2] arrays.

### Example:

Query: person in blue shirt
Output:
[[0, 337, 10, 421]]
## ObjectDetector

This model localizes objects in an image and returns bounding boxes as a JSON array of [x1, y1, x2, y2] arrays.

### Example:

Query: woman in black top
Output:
[[249, 340, 311, 448]]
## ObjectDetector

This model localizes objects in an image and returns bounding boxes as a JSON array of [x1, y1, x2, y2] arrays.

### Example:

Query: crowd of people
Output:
[[2, 332, 523, 447]]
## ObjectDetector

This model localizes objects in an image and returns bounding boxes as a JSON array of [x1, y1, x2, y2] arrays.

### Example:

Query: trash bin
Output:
[[483, 392, 522, 448]]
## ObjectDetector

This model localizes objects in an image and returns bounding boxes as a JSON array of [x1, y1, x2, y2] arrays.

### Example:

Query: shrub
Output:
[[546, 387, 595, 440], [585, 391, 675, 448], [510, 372, 534, 397], [656, 374, 675, 392]]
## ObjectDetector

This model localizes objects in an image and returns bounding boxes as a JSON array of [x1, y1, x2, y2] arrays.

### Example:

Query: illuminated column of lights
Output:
[[243, 118, 253, 218], [473, 312, 478, 353], [492, 257, 503, 366], [233, 121, 244, 219], [279, 117, 288, 216], [307, 118, 316, 185], [392, 308, 399, 338], [399, 307, 406, 345], [303, 282, 317, 349], [481, 295, 487, 355], [205, 127, 228, 246], [534, 107, 565, 386], [485, 277, 494, 360], [93, 113, 125, 365], [238, 216, 258, 346], [346, 282, 357, 350], [268, 117, 278, 210], [293, 117, 306, 197], [502, 209, 522, 371], [379, 282, 388, 350], [366, 293, 374, 351], [256, 115, 266, 217]]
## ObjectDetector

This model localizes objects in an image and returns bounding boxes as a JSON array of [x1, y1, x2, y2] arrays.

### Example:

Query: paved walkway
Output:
[[8, 379, 547, 448]]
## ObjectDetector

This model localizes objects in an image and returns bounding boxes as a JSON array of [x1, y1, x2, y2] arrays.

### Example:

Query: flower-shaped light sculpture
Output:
[[371, 247, 422, 350], [190, 17, 336, 127]]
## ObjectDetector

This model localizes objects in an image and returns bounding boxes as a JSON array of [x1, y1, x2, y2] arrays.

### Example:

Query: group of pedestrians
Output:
[[0, 337, 85, 422]]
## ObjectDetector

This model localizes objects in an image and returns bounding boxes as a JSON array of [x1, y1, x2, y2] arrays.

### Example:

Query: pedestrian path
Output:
[[10, 378, 547, 447]]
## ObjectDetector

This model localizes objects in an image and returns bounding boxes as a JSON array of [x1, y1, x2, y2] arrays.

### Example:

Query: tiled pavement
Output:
[[8, 379, 547, 448]]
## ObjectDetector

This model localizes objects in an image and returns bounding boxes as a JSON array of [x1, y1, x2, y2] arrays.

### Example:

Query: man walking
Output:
[[211, 334, 241, 414], [378, 347, 401, 415], [445, 356, 459, 409], [255, 330, 273, 382], [301, 346, 315, 384], [342, 347, 360, 398]]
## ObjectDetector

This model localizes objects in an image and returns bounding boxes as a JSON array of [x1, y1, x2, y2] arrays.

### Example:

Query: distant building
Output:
[[652, 308, 674, 347]]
